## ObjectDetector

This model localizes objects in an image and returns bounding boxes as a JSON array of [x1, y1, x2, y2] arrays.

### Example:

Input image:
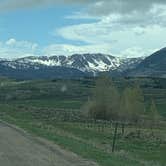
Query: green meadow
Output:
[[0, 77, 165, 166]]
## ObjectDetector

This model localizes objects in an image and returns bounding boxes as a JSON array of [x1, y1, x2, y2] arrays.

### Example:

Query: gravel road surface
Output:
[[0, 121, 98, 166]]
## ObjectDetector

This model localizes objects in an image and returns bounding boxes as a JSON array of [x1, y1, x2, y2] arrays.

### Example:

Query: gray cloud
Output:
[[0, 0, 165, 58], [0, 0, 95, 12], [1, 0, 166, 26], [1, 0, 166, 13], [0, 0, 96, 12], [1, 0, 165, 27], [87, 0, 166, 27], [89, 0, 166, 16]]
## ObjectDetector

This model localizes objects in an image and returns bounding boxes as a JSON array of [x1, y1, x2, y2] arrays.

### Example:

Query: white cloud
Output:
[[58, 1, 166, 58], [1, 25, 165, 59], [0, 0, 166, 59], [6, 38, 16, 45], [57, 22, 115, 44], [56, 16, 166, 57], [0, 39, 113, 58], [0, 38, 39, 59], [0, 37, 163, 59], [119, 47, 156, 58], [43, 43, 113, 56]]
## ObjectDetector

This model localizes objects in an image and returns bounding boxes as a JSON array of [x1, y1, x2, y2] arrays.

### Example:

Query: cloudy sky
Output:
[[0, 0, 166, 58]]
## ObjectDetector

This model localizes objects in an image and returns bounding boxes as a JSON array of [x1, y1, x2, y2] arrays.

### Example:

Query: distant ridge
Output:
[[128, 47, 166, 78], [0, 53, 143, 79]]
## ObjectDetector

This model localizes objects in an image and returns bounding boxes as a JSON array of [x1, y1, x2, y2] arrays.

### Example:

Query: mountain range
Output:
[[0, 48, 165, 79]]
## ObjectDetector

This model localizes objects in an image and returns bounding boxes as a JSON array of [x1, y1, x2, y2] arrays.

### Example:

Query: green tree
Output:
[[118, 85, 145, 136], [149, 100, 160, 131], [119, 88, 132, 123], [119, 86, 144, 123], [87, 75, 121, 152], [118, 88, 132, 135], [88, 75, 120, 121]]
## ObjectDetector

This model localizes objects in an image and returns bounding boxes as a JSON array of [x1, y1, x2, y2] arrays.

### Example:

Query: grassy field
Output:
[[0, 77, 166, 166]]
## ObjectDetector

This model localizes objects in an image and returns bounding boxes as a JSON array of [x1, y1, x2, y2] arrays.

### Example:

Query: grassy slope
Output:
[[0, 77, 166, 166]]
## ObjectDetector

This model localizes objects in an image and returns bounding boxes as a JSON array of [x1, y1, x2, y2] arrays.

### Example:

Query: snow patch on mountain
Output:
[[0, 53, 143, 73]]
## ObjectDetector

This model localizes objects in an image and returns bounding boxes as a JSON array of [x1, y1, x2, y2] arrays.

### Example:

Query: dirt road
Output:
[[0, 121, 98, 166]]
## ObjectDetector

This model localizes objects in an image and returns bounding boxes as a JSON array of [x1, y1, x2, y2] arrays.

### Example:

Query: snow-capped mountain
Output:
[[0, 54, 143, 72], [0, 53, 143, 79]]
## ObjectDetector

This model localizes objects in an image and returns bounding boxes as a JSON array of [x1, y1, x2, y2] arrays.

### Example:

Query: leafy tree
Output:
[[118, 88, 132, 135], [88, 75, 120, 121], [119, 88, 132, 123], [119, 86, 144, 123], [149, 100, 160, 131], [118, 85, 145, 136], [87, 75, 121, 152]]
